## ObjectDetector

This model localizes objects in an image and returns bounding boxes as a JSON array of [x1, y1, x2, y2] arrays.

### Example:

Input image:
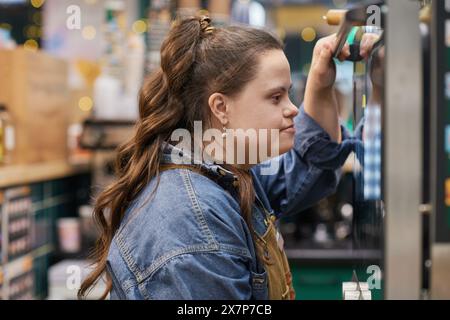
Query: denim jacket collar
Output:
[[160, 141, 272, 235], [161, 141, 238, 187]]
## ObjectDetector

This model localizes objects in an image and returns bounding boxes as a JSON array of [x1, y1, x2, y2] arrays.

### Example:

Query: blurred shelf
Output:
[[286, 248, 382, 266], [33, 244, 54, 259], [0, 160, 92, 189], [80, 118, 135, 150], [3, 253, 33, 279], [83, 119, 136, 126], [3, 244, 54, 279]]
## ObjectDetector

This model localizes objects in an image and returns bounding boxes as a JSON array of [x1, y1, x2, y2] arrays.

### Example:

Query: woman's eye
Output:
[[272, 95, 281, 104]]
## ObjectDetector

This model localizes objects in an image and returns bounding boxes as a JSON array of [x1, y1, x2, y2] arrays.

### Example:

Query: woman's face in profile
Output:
[[226, 49, 299, 161]]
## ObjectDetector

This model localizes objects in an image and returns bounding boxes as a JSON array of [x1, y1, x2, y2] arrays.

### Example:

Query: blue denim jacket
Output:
[[106, 105, 359, 300]]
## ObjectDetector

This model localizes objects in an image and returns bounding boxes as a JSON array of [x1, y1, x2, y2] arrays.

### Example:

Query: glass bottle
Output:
[[0, 104, 15, 165]]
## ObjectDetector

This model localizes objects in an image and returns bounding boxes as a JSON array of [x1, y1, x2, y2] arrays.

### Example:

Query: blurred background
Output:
[[0, 0, 448, 300]]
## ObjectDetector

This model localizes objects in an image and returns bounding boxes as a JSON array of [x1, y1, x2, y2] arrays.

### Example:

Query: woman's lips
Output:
[[281, 125, 296, 134]]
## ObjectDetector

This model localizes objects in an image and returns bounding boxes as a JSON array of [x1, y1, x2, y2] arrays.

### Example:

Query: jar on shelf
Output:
[[0, 104, 15, 165]]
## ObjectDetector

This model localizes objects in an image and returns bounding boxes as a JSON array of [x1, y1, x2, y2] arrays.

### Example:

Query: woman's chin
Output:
[[278, 137, 295, 155]]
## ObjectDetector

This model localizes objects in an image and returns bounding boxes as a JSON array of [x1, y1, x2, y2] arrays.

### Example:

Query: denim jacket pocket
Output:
[[251, 270, 268, 300]]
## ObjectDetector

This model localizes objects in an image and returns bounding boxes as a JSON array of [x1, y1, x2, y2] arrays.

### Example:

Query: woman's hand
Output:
[[307, 33, 380, 93], [307, 34, 346, 92], [304, 33, 380, 143]]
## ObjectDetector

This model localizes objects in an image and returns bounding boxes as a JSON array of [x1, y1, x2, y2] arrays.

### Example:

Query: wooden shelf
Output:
[[3, 253, 34, 279], [0, 160, 91, 189]]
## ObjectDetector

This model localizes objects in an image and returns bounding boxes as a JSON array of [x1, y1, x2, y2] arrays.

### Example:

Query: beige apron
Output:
[[253, 213, 296, 300]]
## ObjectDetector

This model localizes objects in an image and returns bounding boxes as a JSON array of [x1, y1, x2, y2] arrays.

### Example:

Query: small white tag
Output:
[[276, 229, 284, 251], [342, 282, 372, 300], [343, 290, 372, 300], [342, 282, 369, 292]]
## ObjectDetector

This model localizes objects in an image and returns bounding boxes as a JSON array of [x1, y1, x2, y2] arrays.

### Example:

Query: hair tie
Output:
[[199, 16, 215, 34]]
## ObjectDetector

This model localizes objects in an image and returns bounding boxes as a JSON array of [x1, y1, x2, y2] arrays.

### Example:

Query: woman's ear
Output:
[[208, 92, 229, 126]]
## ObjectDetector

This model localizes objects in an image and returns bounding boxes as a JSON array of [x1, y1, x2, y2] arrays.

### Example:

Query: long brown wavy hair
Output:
[[78, 16, 283, 299]]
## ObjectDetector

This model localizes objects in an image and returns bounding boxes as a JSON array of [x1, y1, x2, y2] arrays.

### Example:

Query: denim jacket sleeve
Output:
[[252, 104, 357, 218], [141, 251, 253, 300]]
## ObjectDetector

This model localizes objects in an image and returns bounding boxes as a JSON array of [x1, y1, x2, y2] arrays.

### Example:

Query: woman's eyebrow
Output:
[[266, 83, 293, 93]]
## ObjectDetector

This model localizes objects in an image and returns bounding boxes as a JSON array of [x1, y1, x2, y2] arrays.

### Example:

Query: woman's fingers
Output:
[[360, 33, 380, 59], [316, 32, 380, 63], [313, 34, 335, 58], [314, 34, 349, 62], [309, 34, 338, 90], [308, 32, 381, 92], [318, 43, 334, 69], [337, 43, 350, 62]]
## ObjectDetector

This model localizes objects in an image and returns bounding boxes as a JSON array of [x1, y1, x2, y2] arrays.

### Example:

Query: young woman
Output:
[[79, 16, 376, 300]]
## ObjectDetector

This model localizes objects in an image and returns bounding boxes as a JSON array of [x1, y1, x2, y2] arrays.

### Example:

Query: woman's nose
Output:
[[283, 101, 299, 118]]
